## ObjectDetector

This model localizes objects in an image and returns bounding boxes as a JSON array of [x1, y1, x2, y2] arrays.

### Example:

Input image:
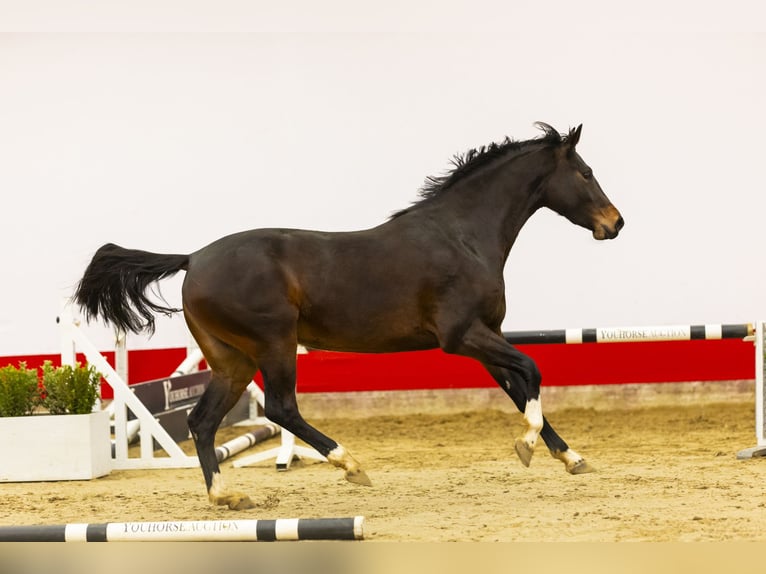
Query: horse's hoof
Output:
[[514, 438, 534, 467], [567, 459, 596, 475], [229, 495, 257, 510], [211, 492, 257, 510], [345, 468, 372, 486]]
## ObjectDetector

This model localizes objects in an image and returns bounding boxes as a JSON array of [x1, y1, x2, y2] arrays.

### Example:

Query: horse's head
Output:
[[538, 123, 624, 240]]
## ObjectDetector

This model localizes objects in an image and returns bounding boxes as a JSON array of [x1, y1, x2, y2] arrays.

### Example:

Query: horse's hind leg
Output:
[[188, 369, 258, 509], [484, 365, 594, 474], [258, 348, 372, 486], [185, 327, 259, 509]]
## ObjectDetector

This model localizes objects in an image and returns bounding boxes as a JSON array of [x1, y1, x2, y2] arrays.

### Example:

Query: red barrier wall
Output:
[[1, 338, 754, 398]]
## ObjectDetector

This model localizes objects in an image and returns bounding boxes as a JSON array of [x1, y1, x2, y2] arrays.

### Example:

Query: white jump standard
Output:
[[0, 517, 365, 542], [738, 320, 766, 459]]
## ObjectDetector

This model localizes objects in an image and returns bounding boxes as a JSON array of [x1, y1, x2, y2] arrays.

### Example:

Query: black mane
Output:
[[391, 122, 571, 219]]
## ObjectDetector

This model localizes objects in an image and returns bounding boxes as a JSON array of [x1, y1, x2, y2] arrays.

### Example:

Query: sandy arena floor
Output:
[[1, 400, 765, 542]]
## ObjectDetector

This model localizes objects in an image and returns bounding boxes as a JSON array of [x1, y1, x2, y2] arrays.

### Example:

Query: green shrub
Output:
[[40, 361, 101, 415], [0, 362, 41, 417]]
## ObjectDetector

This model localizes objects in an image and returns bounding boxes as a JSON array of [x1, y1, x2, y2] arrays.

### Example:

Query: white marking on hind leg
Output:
[[327, 445, 361, 473], [327, 445, 348, 464], [208, 472, 256, 509], [209, 472, 227, 501], [327, 444, 372, 486], [551, 448, 595, 474], [523, 398, 543, 449], [554, 448, 583, 468]]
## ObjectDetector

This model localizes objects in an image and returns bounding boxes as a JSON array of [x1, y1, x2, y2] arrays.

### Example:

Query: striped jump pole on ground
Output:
[[504, 323, 753, 345], [0, 516, 365, 542], [215, 423, 280, 463]]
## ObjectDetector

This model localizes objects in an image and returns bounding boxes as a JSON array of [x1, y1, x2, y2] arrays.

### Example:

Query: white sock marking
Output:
[[559, 448, 584, 467], [525, 398, 543, 431], [523, 398, 543, 447], [327, 445, 347, 466], [209, 472, 226, 497]]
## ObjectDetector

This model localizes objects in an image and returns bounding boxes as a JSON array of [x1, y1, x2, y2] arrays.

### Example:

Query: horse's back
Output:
[[188, 224, 442, 291], [182, 225, 444, 352]]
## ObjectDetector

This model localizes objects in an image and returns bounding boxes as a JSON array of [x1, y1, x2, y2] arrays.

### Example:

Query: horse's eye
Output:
[[582, 170, 593, 180]]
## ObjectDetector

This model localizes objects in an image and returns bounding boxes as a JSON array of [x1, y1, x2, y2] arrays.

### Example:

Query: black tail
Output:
[[73, 243, 190, 335]]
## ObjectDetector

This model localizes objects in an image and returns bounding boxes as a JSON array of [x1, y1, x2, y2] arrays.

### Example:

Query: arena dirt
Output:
[[2, 401, 765, 542]]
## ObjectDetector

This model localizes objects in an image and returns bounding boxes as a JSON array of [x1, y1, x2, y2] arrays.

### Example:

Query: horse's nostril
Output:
[[615, 216, 625, 231]]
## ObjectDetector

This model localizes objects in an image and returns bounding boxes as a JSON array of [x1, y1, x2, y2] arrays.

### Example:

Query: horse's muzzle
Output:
[[592, 208, 624, 240]]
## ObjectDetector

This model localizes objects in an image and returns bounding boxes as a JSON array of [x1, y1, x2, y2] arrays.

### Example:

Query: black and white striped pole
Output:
[[0, 517, 365, 542], [504, 323, 753, 345], [215, 423, 280, 463]]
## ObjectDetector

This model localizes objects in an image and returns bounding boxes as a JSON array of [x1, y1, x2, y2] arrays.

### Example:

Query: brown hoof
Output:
[[514, 438, 534, 468], [211, 492, 257, 510], [229, 495, 258, 510], [346, 468, 372, 486], [567, 459, 596, 475]]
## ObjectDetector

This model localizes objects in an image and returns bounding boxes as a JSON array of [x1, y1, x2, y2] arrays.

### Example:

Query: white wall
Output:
[[1, 2, 764, 355]]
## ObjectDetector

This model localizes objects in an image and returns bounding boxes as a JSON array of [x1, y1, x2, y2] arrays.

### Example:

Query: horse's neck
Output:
[[434, 154, 549, 265]]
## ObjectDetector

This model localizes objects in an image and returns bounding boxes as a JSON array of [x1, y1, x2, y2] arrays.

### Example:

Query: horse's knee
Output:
[[524, 356, 541, 380], [517, 355, 541, 390]]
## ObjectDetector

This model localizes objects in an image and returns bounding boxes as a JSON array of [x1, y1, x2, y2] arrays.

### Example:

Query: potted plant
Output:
[[0, 362, 39, 417], [40, 361, 101, 415], [0, 361, 112, 482]]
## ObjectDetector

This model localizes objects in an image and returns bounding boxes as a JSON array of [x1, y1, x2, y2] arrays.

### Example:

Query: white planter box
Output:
[[0, 410, 112, 481]]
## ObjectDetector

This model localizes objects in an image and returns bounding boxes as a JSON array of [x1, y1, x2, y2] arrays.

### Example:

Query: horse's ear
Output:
[[568, 124, 583, 148]]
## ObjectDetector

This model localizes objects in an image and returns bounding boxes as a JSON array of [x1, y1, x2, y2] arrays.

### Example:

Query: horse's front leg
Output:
[[260, 354, 372, 487], [484, 364, 594, 474], [443, 321, 545, 462], [444, 319, 593, 473]]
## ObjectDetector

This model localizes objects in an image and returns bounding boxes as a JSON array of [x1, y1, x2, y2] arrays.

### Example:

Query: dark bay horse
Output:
[[74, 122, 623, 510]]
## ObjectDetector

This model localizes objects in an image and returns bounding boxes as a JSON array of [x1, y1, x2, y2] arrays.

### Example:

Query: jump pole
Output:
[[215, 423, 280, 463], [503, 323, 753, 345], [0, 517, 365, 542]]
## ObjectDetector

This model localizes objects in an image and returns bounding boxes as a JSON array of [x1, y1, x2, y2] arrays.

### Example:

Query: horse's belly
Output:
[[296, 318, 437, 354]]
